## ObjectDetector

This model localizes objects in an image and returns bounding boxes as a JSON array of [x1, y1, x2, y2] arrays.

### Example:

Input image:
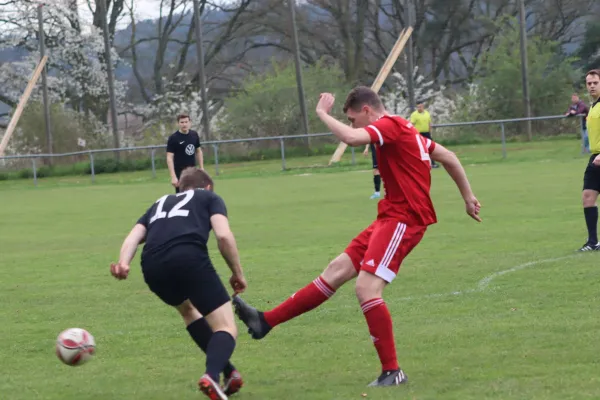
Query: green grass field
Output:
[[1, 138, 599, 400]]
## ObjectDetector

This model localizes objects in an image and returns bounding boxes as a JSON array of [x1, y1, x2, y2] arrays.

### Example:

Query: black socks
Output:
[[205, 331, 236, 382], [187, 318, 236, 377], [374, 175, 381, 192]]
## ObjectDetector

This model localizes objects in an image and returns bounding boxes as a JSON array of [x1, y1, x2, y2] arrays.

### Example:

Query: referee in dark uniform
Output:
[[167, 114, 204, 193], [110, 168, 246, 398]]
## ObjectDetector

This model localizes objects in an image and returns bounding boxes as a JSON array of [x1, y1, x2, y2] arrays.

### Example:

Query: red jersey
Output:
[[364, 115, 437, 226]]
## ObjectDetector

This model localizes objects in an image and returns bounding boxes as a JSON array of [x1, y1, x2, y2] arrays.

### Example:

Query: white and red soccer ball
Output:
[[56, 328, 96, 366]]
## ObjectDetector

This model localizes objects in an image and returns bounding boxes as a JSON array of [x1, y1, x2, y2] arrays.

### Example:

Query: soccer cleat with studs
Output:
[[222, 370, 243, 396], [367, 369, 408, 387], [199, 374, 228, 400], [232, 296, 272, 340]]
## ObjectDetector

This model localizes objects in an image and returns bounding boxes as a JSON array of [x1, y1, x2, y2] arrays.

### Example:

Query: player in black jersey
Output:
[[167, 114, 204, 193], [110, 167, 247, 400]]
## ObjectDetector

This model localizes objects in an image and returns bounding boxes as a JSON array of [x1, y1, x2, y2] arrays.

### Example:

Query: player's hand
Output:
[[110, 262, 130, 280], [593, 155, 600, 166], [465, 196, 482, 222], [171, 177, 179, 188], [363, 147, 369, 156], [230, 273, 247, 295], [316, 93, 335, 115]]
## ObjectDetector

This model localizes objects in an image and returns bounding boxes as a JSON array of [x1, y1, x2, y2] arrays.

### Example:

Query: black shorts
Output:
[[369, 144, 378, 169], [420, 132, 432, 140], [583, 154, 600, 192], [141, 244, 230, 316]]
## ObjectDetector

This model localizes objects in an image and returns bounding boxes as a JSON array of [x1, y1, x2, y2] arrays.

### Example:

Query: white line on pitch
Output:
[[393, 254, 583, 303], [312, 254, 584, 313]]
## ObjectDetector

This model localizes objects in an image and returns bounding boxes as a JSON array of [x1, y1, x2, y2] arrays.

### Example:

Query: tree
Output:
[[119, 0, 269, 124], [475, 18, 579, 120], [217, 59, 351, 141], [0, 2, 128, 111], [0, 1, 128, 152], [382, 68, 457, 123], [578, 21, 600, 72]]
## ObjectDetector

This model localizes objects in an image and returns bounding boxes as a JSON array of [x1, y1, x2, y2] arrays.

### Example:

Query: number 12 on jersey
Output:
[[149, 191, 194, 224]]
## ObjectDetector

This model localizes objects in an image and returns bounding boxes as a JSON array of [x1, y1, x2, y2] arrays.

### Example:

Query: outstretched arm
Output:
[[110, 224, 147, 280], [119, 224, 147, 265], [431, 144, 482, 222]]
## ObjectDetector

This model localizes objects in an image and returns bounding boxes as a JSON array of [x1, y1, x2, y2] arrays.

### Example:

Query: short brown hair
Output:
[[179, 167, 213, 191], [343, 86, 384, 113], [177, 114, 190, 122], [586, 69, 600, 79]]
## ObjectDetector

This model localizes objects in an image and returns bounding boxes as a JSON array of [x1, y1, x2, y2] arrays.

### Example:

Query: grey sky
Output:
[[77, 0, 185, 30]]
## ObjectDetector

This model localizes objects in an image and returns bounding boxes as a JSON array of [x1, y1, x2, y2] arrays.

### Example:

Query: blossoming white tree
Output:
[[0, 2, 128, 116], [382, 67, 457, 123], [130, 70, 223, 144], [0, 1, 128, 153]]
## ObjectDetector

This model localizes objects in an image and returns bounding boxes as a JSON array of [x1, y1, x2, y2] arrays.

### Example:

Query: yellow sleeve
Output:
[[409, 111, 417, 123]]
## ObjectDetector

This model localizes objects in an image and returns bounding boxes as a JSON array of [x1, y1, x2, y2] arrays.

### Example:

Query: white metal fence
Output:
[[0, 114, 587, 186]]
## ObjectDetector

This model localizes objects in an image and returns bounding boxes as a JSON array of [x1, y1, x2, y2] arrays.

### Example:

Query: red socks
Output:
[[262, 279, 399, 373], [361, 298, 399, 372], [264, 276, 335, 327]]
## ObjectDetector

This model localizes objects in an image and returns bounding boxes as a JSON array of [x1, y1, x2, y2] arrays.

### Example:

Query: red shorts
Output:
[[344, 219, 426, 283]]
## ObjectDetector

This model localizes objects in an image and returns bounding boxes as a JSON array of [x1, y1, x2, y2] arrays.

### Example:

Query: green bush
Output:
[[36, 166, 53, 178], [217, 59, 352, 141], [18, 168, 33, 179], [474, 17, 579, 121], [12, 102, 112, 156]]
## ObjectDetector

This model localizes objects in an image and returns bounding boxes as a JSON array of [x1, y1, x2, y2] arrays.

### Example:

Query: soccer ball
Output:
[[55, 328, 96, 366]]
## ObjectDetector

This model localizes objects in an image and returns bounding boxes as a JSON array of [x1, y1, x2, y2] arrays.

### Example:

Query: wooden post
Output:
[[328, 27, 413, 165], [0, 56, 48, 156]]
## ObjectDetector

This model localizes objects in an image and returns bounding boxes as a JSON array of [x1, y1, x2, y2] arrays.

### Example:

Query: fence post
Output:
[[32, 158, 37, 187], [213, 144, 219, 176], [500, 123, 507, 159], [89, 151, 95, 183], [151, 149, 156, 179], [351, 146, 356, 165], [280, 138, 286, 171]]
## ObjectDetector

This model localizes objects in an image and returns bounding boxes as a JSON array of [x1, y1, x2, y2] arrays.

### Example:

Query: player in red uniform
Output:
[[233, 86, 482, 387]]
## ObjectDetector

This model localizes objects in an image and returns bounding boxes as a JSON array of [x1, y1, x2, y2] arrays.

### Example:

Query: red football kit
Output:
[[254, 114, 442, 377], [345, 115, 437, 282]]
